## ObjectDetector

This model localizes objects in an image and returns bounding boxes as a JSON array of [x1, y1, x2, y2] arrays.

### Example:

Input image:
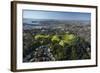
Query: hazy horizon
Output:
[[23, 10, 91, 21]]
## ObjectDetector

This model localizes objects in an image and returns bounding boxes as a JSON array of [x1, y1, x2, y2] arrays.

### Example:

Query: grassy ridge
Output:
[[23, 32, 90, 62]]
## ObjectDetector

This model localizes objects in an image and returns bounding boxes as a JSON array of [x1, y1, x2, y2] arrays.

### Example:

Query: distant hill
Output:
[[23, 18, 90, 26]]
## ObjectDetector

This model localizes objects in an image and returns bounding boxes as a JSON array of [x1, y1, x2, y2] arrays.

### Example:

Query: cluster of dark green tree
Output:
[[23, 32, 91, 62]]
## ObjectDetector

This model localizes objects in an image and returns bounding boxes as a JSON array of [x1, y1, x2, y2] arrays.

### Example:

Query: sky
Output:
[[23, 10, 91, 21]]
